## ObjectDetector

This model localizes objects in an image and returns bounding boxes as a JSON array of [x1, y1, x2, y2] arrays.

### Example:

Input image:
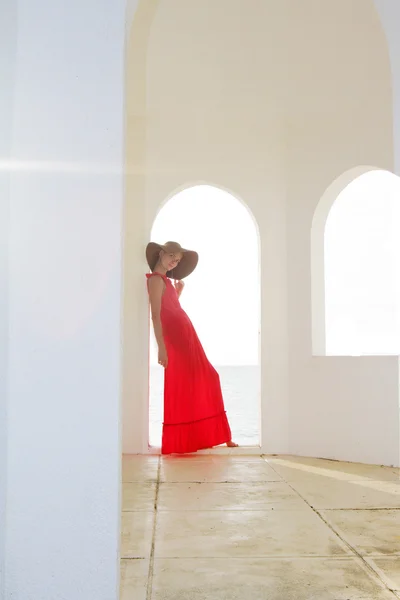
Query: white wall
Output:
[[0, 0, 17, 594], [4, 1, 127, 598], [286, 0, 400, 466], [291, 357, 400, 466]]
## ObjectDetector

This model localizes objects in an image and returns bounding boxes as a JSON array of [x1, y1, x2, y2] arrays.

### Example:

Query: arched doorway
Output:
[[148, 184, 260, 449]]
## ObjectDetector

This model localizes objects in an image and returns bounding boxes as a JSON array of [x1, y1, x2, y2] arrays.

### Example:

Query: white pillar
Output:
[[374, 0, 400, 467], [0, 0, 17, 596], [123, 0, 159, 454], [374, 0, 400, 176], [4, 1, 126, 598]]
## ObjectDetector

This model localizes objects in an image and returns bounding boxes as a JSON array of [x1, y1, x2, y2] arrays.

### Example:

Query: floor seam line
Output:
[[146, 456, 161, 600], [272, 465, 399, 597], [151, 554, 355, 559], [311, 506, 399, 597]]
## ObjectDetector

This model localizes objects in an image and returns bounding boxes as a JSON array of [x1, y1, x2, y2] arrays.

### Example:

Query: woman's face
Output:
[[160, 250, 183, 272]]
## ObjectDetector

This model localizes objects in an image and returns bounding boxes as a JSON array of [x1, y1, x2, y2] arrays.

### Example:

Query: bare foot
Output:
[[226, 440, 239, 448]]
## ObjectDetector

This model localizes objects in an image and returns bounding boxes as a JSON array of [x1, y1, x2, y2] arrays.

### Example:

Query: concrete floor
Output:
[[121, 454, 400, 599]]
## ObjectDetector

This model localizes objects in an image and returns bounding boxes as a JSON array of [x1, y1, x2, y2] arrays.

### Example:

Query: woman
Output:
[[146, 240, 238, 454]]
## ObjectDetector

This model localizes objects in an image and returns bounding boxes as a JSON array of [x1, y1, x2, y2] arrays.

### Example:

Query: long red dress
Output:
[[147, 272, 232, 454]]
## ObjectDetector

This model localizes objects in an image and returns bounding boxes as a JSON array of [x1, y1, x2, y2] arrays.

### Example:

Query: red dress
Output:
[[147, 272, 232, 454]]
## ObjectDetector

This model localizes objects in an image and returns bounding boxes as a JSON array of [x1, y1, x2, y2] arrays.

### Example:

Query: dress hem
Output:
[[161, 410, 232, 455]]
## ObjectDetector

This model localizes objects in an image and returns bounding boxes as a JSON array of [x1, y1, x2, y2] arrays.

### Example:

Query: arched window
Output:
[[312, 169, 400, 355], [149, 184, 261, 447]]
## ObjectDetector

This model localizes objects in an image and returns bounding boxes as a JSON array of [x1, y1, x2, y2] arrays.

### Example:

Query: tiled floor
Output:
[[120, 453, 400, 599]]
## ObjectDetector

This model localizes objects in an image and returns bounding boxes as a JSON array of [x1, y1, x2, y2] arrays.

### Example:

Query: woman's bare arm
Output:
[[174, 279, 184, 299], [148, 275, 166, 352]]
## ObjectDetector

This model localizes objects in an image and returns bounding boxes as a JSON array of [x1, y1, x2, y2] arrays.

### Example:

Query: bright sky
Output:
[[150, 185, 260, 366], [325, 170, 400, 355]]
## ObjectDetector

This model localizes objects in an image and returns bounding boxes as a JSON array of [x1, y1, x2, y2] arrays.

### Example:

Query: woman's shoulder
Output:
[[146, 272, 167, 281], [146, 272, 168, 290]]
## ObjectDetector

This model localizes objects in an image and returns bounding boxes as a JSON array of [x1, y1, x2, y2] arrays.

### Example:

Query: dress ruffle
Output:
[[162, 411, 231, 454]]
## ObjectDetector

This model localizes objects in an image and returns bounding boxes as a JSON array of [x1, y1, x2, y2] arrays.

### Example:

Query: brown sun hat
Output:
[[146, 241, 199, 280]]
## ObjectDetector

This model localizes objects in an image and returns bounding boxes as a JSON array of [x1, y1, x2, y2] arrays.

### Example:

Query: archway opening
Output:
[[148, 184, 260, 448], [312, 169, 400, 356]]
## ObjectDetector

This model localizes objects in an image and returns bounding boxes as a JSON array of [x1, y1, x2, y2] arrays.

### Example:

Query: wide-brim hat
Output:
[[146, 241, 198, 280]]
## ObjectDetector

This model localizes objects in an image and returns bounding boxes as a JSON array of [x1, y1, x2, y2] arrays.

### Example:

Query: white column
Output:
[[374, 0, 400, 468], [374, 0, 400, 176], [4, 1, 126, 598], [123, 0, 159, 454], [0, 0, 17, 596]]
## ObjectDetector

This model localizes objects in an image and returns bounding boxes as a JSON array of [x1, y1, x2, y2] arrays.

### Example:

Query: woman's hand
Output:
[[174, 279, 185, 297], [158, 346, 168, 369]]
